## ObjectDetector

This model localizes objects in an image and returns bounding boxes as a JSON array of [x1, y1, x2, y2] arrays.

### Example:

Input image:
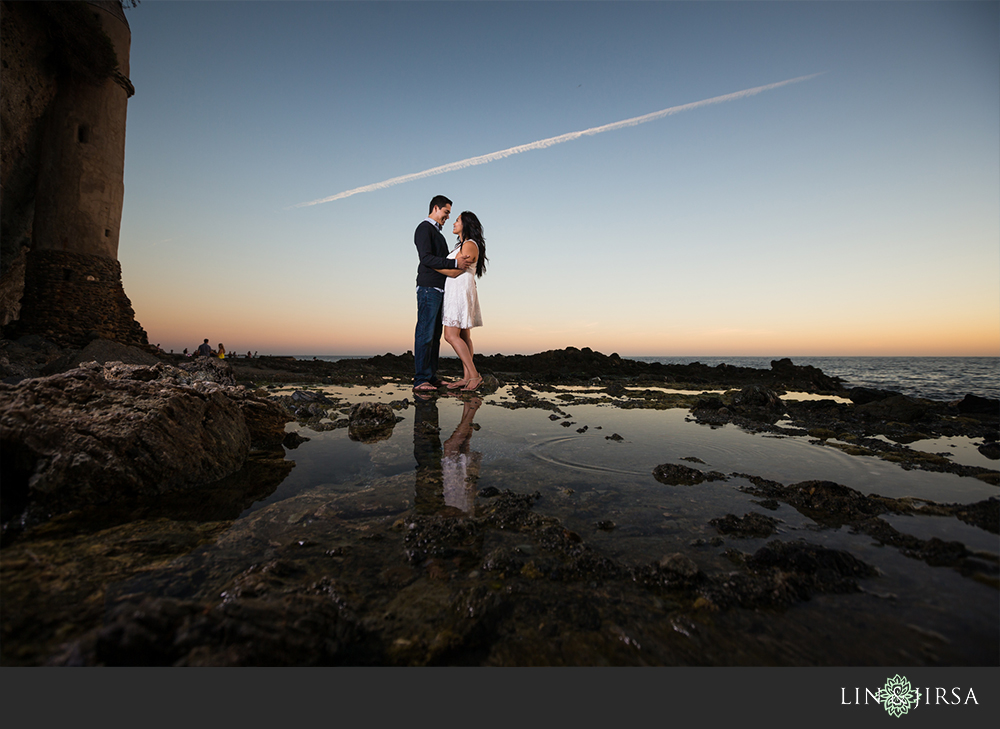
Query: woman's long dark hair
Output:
[[456, 211, 488, 278]]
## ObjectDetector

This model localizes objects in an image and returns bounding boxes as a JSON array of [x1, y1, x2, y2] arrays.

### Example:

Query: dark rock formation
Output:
[[0, 360, 292, 530], [348, 401, 397, 443], [855, 394, 928, 424], [40, 336, 160, 376], [848, 387, 902, 405], [709, 512, 780, 538], [653, 463, 727, 486], [956, 394, 999, 416]]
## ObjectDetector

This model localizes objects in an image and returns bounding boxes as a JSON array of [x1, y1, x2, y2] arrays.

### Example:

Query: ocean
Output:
[[300, 355, 999, 403]]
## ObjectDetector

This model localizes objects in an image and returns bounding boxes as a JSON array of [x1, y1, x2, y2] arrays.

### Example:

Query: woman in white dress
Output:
[[436, 211, 488, 391]]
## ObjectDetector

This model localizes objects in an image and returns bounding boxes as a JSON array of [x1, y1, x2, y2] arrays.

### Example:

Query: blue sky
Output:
[[118, 1, 999, 356]]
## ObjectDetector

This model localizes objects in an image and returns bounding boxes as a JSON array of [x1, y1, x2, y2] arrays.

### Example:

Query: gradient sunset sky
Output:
[[117, 0, 999, 357]]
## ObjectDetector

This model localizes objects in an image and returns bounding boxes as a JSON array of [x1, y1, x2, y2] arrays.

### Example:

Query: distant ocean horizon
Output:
[[285, 354, 999, 403]]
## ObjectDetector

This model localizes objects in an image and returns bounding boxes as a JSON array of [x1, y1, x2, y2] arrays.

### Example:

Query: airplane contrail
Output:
[[291, 73, 823, 208]]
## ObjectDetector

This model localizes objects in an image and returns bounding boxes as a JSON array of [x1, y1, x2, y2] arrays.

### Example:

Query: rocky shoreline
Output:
[[1, 336, 997, 665]]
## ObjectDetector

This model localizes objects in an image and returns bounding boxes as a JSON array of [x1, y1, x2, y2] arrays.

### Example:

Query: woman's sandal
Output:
[[446, 379, 468, 390], [461, 377, 483, 392]]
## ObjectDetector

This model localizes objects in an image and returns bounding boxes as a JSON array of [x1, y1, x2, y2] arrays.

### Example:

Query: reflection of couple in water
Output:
[[413, 394, 483, 516]]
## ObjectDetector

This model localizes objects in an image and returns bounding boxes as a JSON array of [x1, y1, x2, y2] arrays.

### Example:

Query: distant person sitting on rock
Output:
[[217, 343, 226, 359], [183, 348, 189, 356], [247, 351, 252, 359], [197, 339, 212, 357]]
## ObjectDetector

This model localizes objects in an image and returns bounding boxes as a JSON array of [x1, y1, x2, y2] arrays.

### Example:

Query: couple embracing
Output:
[[412, 195, 489, 393]]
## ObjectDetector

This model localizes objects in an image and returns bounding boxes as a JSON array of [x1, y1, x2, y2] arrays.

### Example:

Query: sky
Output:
[[117, 0, 1000, 357]]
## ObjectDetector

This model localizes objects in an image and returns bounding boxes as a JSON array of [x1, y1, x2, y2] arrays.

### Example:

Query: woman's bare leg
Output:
[[444, 326, 479, 387], [458, 329, 482, 389], [461, 329, 474, 362], [444, 324, 470, 388]]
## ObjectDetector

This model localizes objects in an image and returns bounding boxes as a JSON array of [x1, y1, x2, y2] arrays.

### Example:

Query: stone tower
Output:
[[2, 1, 148, 349]]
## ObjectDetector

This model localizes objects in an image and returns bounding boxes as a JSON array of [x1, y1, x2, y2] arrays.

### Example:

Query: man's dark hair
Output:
[[428, 195, 452, 214]]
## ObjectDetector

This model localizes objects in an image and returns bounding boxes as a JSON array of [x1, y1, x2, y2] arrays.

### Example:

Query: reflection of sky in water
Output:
[[262, 383, 997, 506], [234, 384, 998, 656], [874, 434, 999, 471]]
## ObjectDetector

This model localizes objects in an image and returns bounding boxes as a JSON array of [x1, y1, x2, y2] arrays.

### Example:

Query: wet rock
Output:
[[709, 512, 780, 538], [476, 374, 502, 395], [348, 402, 397, 443], [403, 516, 483, 567], [848, 387, 901, 405], [955, 394, 999, 415], [282, 431, 310, 450], [947, 498, 999, 534], [736, 476, 902, 527], [979, 441, 1000, 460], [238, 396, 295, 450], [499, 385, 563, 412], [605, 433, 624, 442], [657, 553, 702, 582], [481, 490, 542, 530], [807, 428, 838, 440], [0, 362, 266, 528], [594, 520, 616, 531], [692, 396, 726, 412], [747, 539, 877, 591], [605, 382, 626, 397], [653, 463, 727, 486], [697, 539, 878, 610], [733, 385, 784, 411], [854, 517, 996, 580], [735, 471, 998, 582], [856, 394, 928, 423], [481, 545, 528, 576]]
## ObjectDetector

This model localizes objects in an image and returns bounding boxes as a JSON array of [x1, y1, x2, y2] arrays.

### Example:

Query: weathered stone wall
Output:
[[0, 0, 60, 308], [14, 249, 148, 349], [32, 1, 132, 260], [0, 1, 146, 347]]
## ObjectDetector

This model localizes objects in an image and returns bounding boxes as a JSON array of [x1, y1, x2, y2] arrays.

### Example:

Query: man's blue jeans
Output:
[[414, 286, 444, 386]]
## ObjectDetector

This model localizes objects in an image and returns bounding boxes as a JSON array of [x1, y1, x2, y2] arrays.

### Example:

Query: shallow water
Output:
[[3, 381, 997, 665], [230, 383, 998, 662]]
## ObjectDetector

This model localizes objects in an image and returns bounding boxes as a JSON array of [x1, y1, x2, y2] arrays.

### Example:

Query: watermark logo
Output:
[[880, 675, 918, 718], [841, 674, 978, 715]]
